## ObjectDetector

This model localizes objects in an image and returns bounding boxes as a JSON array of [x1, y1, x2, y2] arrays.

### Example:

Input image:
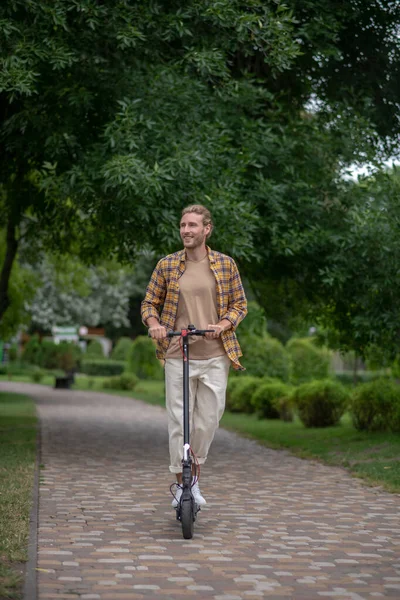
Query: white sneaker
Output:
[[171, 485, 182, 508], [191, 480, 206, 506]]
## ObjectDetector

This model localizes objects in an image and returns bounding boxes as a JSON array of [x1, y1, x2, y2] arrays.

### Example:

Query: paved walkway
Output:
[[2, 381, 400, 600]]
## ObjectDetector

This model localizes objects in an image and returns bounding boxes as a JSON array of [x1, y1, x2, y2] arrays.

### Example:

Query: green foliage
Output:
[[30, 367, 45, 383], [251, 382, 292, 420], [239, 333, 290, 381], [292, 380, 349, 428], [226, 376, 263, 414], [111, 337, 133, 361], [80, 359, 125, 377], [334, 371, 389, 387], [22, 335, 41, 365], [8, 343, 18, 361], [286, 337, 331, 384], [391, 355, 400, 379], [22, 337, 81, 372], [102, 373, 139, 392], [0, 230, 36, 338], [1, 0, 400, 359], [127, 336, 163, 381], [350, 379, 400, 433], [0, 361, 36, 377], [85, 341, 104, 359], [237, 302, 267, 338]]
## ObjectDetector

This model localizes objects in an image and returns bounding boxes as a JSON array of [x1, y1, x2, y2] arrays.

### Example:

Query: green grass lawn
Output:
[[220, 411, 400, 492], [1, 373, 399, 492], [0, 392, 37, 599]]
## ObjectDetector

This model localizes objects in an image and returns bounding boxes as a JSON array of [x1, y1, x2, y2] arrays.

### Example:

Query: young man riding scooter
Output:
[[141, 204, 247, 506]]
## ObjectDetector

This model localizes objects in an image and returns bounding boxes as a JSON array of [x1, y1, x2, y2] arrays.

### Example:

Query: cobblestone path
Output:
[[2, 382, 400, 600]]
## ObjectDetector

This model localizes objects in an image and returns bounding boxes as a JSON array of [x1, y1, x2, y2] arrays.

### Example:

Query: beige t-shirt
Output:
[[166, 256, 225, 360]]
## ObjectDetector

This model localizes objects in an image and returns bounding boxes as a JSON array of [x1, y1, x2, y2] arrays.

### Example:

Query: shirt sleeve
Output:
[[141, 260, 167, 326], [222, 259, 248, 329]]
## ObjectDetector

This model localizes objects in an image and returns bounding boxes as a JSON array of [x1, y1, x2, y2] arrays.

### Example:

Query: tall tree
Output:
[[1, 0, 400, 355]]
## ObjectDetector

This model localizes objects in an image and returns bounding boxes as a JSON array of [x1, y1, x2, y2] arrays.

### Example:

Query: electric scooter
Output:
[[167, 324, 214, 539]]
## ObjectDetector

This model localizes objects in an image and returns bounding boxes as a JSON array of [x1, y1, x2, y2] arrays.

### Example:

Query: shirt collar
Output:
[[179, 245, 215, 264]]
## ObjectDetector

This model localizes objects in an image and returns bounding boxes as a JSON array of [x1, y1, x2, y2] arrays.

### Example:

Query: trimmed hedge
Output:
[[111, 337, 133, 361], [103, 373, 139, 391], [239, 333, 290, 381], [226, 376, 263, 413], [286, 337, 330, 384], [127, 336, 164, 381], [22, 335, 81, 371], [80, 359, 125, 376], [292, 379, 349, 427], [251, 381, 292, 420], [86, 340, 105, 358], [350, 378, 400, 432]]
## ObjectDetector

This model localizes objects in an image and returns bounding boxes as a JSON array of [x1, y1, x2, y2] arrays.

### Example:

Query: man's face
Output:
[[180, 212, 210, 249]]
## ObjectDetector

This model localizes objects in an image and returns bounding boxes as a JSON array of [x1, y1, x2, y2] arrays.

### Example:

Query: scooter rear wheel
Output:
[[180, 497, 194, 539]]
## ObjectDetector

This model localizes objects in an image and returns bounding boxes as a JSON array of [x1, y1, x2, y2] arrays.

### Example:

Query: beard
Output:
[[182, 232, 207, 248]]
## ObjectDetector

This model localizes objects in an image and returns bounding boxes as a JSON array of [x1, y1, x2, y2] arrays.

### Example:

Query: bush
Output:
[[292, 379, 349, 427], [22, 337, 81, 372], [30, 367, 45, 383], [103, 373, 139, 391], [127, 336, 164, 380], [226, 376, 263, 413], [80, 359, 125, 376], [0, 361, 36, 376], [22, 334, 41, 365], [226, 376, 242, 411], [111, 337, 132, 361], [239, 333, 290, 381], [334, 371, 388, 386], [286, 337, 331, 384], [251, 381, 292, 420], [350, 378, 400, 432], [86, 340, 105, 358]]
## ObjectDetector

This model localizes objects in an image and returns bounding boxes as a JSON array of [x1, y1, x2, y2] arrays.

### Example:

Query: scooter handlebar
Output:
[[167, 328, 215, 338]]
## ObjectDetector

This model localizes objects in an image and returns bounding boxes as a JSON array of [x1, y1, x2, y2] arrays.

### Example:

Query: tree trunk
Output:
[[0, 216, 19, 321]]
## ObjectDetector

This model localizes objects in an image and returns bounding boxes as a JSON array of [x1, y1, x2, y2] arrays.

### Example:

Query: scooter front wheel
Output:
[[180, 497, 194, 539]]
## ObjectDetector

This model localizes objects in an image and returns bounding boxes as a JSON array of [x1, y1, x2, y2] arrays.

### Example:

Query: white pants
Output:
[[165, 355, 231, 473]]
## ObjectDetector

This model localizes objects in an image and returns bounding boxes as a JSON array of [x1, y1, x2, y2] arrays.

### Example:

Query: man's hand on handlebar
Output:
[[205, 323, 222, 339], [148, 322, 167, 340], [205, 319, 231, 339]]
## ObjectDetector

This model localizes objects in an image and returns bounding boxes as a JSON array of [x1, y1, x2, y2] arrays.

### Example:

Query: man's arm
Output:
[[222, 258, 247, 329], [206, 258, 247, 339], [141, 261, 168, 339]]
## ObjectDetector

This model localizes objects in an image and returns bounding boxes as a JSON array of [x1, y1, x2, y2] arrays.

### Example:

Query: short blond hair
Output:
[[181, 204, 213, 239]]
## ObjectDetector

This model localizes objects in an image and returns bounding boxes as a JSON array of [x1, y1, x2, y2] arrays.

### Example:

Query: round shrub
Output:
[[225, 376, 243, 412], [286, 337, 331, 384], [103, 373, 139, 391], [350, 378, 400, 432], [292, 379, 349, 427], [127, 336, 163, 380], [227, 376, 263, 413], [239, 333, 290, 381], [86, 340, 105, 358], [30, 367, 45, 383], [111, 337, 132, 361], [251, 381, 292, 419]]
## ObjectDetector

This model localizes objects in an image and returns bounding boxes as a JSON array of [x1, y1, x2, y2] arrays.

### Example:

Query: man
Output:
[[141, 204, 247, 507]]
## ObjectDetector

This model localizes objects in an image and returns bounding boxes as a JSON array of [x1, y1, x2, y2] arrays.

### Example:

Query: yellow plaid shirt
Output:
[[141, 246, 247, 370]]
